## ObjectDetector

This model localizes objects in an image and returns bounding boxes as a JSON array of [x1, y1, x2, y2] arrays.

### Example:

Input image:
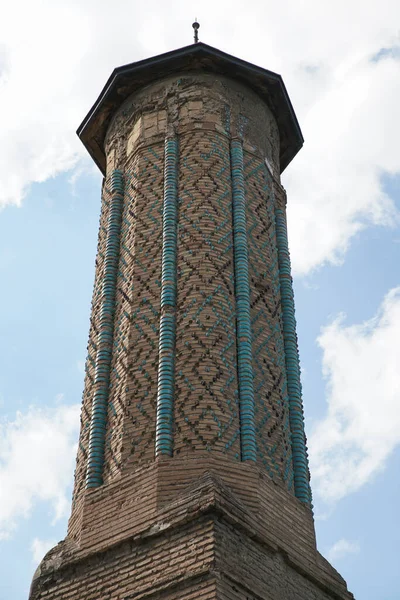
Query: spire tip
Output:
[[192, 19, 200, 44]]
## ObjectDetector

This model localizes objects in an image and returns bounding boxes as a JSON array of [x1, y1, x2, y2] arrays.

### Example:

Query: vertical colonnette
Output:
[[275, 200, 311, 505], [69, 178, 111, 538], [244, 156, 294, 490], [86, 170, 124, 488], [156, 136, 179, 456], [231, 139, 256, 462]]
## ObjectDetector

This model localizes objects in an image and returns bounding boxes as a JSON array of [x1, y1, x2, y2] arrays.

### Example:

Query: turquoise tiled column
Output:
[[86, 170, 124, 488], [275, 203, 311, 505], [156, 137, 178, 456], [231, 139, 257, 462]]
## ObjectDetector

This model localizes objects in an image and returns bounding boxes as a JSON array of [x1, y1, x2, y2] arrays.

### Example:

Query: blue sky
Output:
[[1, 2, 400, 599]]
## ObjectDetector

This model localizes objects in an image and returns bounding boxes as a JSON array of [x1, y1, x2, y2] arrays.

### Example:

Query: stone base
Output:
[[30, 462, 354, 600]]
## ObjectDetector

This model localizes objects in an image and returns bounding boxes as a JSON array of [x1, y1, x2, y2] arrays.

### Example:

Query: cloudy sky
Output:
[[1, 1, 399, 598]]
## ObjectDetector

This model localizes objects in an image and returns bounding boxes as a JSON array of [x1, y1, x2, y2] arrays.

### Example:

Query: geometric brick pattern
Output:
[[30, 59, 355, 600], [70, 75, 309, 521], [70, 144, 165, 526], [105, 144, 164, 480], [174, 131, 240, 459], [244, 154, 294, 492], [71, 140, 297, 504]]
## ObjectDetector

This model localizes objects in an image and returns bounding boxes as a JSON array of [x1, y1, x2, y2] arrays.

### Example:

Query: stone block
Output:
[[127, 117, 142, 155]]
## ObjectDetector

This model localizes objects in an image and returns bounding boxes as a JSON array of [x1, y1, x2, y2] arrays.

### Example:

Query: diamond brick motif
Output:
[[103, 145, 164, 480], [174, 131, 240, 458], [244, 154, 294, 491]]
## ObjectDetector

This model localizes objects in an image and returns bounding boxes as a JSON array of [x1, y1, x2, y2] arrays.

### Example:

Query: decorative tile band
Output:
[[231, 139, 257, 462], [275, 206, 311, 505], [86, 170, 124, 488], [156, 137, 178, 456]]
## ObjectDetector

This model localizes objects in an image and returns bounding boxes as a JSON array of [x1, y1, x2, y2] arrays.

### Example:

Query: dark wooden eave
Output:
[[77, 42, 303, 174]]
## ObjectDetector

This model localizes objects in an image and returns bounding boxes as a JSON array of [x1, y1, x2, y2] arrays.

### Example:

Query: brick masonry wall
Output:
[[215, 518, 334, 600], [103, 143, 164, 481], [49, 70, 342, 600], [32, 471, 353, 600], [71, 458, 316, 566], [32, 518, 215, 600], [68, 70, 308, 540], [244, 153, 294, 489], [174, 129, 240, 459], [69, 178, 110, 541]]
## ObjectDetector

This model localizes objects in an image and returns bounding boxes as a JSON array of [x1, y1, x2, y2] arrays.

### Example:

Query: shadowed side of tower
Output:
[[29, 43, 354, 600]]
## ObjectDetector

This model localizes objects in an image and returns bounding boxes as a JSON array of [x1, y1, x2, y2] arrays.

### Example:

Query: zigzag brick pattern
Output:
[[244, 154, 294, 492], [174, 131, 240, 458], [103, 145, 164, 480]]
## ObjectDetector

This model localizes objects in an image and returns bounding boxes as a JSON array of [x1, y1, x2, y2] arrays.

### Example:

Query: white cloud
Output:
[[0, 403, 79, 539], [0, 1, 400, 274], [0, 0, 174, 209], [309, 287, 400, 504], [327, 539, 360, 563], [31, 537, 58, 565], [285, 50, 400, 274]]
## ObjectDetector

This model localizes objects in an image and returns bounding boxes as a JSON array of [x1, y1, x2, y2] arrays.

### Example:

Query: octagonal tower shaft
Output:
[[30, 44, 355, 600], [68, 71, 311, 540]]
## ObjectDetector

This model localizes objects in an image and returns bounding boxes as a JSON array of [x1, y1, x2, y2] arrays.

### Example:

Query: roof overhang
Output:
[[77, 42, 303, 174]]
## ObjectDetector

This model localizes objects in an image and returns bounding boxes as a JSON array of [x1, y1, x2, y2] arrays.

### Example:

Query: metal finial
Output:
[[192, 18, 200, 43]]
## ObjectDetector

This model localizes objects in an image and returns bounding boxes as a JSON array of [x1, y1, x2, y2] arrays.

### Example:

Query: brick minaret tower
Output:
[[30, 41, 354, 600]]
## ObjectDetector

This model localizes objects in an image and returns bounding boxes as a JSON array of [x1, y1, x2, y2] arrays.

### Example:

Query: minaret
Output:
[[30, 38, 354, 600]]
